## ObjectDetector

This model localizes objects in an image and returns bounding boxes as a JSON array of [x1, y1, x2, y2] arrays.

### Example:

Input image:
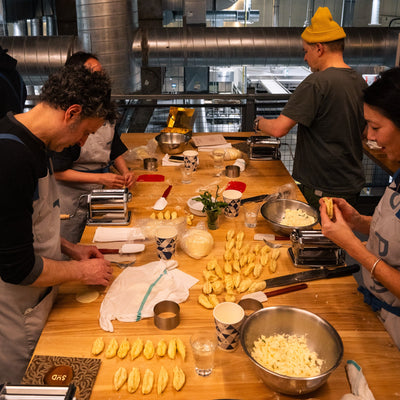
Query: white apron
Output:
[[0, 154, 61, 383], [359, 177, 400, 348], [57, 123, 114, 243]]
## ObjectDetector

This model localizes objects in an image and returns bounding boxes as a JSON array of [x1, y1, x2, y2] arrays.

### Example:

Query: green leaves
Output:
[[193, 185, 228, 214]]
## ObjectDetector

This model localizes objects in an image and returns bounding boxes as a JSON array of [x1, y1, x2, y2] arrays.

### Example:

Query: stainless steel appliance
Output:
[[289, 229, 346, 268]]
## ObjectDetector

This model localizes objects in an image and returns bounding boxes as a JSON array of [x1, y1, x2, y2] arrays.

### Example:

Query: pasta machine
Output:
[[288, 229, 345, 268], [247, 136, 281, 160], [87, 188, 132, 225]]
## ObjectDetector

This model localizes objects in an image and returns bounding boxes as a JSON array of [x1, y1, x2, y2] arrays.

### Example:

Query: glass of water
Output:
[[190, 332, 217, 376], [243, 201, 261, 228]]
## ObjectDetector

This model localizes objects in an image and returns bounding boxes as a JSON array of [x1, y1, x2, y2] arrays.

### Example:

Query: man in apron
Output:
[[52, 52, 134, 244], [0, 64, 116, 383]]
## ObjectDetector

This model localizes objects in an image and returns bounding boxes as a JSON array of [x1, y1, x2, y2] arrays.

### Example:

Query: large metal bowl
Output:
[[155, 132, 191, 154], [260, 198, 318, 236], [240, 306, 343, 395]]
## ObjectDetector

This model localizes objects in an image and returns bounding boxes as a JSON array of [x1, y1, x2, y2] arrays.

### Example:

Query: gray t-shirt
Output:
[[282, 67, 367, 194]]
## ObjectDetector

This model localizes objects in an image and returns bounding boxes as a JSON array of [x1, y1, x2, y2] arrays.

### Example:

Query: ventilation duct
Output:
[[133, 26, 399, 68], [0, 35, 84, 86], [76, 0, 139, 93]]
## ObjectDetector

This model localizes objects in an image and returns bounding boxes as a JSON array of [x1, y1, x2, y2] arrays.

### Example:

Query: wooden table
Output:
[[363, 139, 400, 176], [32, 133, 400, 400]]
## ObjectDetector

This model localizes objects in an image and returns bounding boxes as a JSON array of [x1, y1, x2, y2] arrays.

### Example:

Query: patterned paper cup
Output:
[[213, 302, 245, 352], [183, 150, 199, 171], [223, 189, 242, 218], [155, 226, 178, 260]]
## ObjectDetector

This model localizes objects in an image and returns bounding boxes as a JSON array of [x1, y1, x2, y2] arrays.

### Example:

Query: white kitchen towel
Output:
[[340, 360, 375, 400], [99, 259, 198, 332], [93, 227, 145, 242]]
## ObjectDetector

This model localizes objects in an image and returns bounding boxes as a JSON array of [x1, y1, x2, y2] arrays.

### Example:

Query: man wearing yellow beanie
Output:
[[254, 7, 367, 210]]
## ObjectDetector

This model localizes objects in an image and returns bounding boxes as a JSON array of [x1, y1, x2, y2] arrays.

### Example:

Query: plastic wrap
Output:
[[180, 227, 214, 259]]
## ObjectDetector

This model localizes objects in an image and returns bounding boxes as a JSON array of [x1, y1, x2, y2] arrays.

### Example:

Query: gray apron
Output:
[[360, 181, 400, 348], [57, 123, 114, 243], [0, 159, 61, 383]]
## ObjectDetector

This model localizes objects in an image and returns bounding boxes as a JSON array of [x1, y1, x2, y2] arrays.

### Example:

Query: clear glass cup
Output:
[[180, 164, 193, 184], [243, 202, 261, 228], [190, 332, 217, 376], [212, 149, 225, 176]]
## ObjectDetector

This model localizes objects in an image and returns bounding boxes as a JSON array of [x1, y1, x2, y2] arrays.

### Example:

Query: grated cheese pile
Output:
[[251, 334, 324, 377], [279, 208, 316, 227]]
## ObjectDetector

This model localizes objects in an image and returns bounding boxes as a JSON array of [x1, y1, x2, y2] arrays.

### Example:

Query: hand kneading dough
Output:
[[76, 290, 99, 303]]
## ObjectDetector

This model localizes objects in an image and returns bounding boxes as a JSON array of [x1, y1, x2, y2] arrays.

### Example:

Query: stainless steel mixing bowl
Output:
[[260, 198, 318, 236], [155, 132, 191, 154], [240, 306, 343, 395]]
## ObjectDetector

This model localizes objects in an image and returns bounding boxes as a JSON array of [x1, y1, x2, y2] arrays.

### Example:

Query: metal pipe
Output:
[[76, 0, 139, 93], [133, 26, 399, 68], [0, 35, 85, 85], [370, 0, 380, 26]]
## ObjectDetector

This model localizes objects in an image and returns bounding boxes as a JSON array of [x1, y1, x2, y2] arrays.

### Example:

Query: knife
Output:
[[241, 193, 269, 204], [153, 184, 172, 210], [263, 264, 360, 289]]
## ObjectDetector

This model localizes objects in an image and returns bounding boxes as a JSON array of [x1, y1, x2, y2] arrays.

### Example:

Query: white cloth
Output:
[[93, 227, 145, 242], [197, 143, 232, 152], [340, 360, 375, 400], [99, 260, 198, 332]]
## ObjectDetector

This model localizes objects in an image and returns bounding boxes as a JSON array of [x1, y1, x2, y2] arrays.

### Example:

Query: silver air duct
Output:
[[76, 0, 139, 93], [0, 35, 84, 86], [133, 26, 399, 68]]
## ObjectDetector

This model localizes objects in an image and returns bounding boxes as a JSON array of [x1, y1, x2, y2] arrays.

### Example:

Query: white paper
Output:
[[93, 227, 145, 242]]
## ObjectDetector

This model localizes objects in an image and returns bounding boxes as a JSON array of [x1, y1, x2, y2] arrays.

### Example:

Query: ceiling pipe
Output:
[[370, 0, 380, 26], [133, 26, 399, 68]]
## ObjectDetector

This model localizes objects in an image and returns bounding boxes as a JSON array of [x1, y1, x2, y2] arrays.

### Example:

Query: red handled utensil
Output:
[[265, 283, 308, 297]]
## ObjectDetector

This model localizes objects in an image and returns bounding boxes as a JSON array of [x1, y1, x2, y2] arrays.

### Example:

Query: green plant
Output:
[[193, 186, 228, 214]]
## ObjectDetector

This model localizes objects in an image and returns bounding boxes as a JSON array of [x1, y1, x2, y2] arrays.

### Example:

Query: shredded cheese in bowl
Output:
[[279, 208, 316, 227], [251, 334, 324, 377]]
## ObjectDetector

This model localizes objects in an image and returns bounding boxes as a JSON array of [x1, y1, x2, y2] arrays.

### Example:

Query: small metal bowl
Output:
[[260, 198, 318, 236], [155, 132, 191, 155], [225, 165, 240, 177], [240, 306, 343, 395]]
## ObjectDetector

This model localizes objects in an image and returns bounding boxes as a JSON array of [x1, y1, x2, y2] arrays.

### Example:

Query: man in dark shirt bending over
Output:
[[0, 64, 117, 383]]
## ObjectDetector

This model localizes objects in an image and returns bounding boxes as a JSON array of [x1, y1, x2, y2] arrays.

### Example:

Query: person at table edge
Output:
[[51, 51, 135, 244], [320, 67, 400, 349], [254, 7, 367, 211], [0, 65, 116, 383]]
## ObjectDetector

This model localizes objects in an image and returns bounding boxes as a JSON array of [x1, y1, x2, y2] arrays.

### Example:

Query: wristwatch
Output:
[[254, 118, 260, 132]]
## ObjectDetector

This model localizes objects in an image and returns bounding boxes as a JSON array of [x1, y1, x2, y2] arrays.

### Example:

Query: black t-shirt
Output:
[[0, 113, 46, 284]]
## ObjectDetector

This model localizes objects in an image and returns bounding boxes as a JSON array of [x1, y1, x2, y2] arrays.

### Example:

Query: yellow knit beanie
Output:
[[301, 7, 346, 43]]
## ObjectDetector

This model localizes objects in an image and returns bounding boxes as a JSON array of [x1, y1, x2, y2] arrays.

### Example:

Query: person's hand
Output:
[[79, 258, 113, 286], [72, 244, 104, 260], [101, 172, 126, 188], [123, 171, 136, 188], [319, 199, 357, 250]]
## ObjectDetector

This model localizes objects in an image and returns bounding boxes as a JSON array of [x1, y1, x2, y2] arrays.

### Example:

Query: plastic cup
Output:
[[190, 332, 217, 376], [213, 302, 245, 351], [155, 226, 178, 260]]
